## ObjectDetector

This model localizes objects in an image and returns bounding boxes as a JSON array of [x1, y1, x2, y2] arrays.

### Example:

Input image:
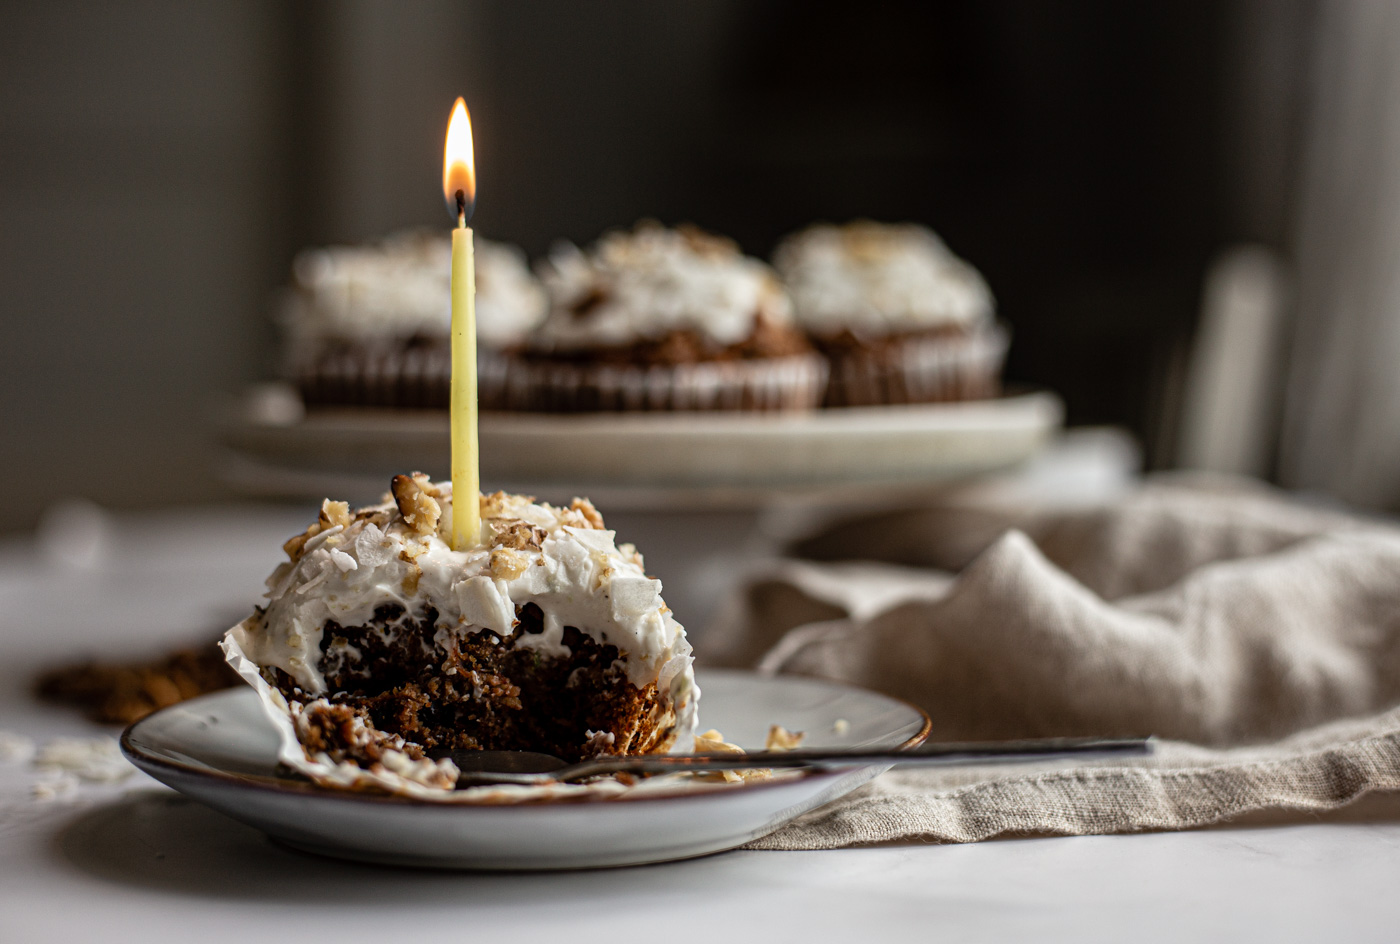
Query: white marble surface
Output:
[[3, 447, 1400, 943], [4, 785, 1400, 943]]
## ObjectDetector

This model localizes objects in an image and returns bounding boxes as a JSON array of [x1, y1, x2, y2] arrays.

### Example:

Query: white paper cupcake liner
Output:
[[823, 324, 1009, 408], [220, 624, 462, 799], [494, 353, 828, 413], [295, 341, 513, 411]]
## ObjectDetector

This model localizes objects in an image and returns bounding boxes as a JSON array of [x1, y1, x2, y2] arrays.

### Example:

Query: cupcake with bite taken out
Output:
[[500, 222, 826, 412], [773, 221, 1007, 408], [222, 475, 699, 799], [284, 230, 546, 410]]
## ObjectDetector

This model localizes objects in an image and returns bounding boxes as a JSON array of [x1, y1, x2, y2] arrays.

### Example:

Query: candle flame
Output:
[[442, 97, 475, 224]]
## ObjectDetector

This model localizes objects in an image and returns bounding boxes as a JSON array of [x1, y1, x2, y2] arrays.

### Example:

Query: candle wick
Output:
[[455, 190, 467, 228]]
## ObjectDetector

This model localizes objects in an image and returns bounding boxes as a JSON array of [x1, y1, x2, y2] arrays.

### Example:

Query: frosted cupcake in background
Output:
[[773, 221, 1008, 407], [505, 222, 826, 412], [285, 230, 546, 409]]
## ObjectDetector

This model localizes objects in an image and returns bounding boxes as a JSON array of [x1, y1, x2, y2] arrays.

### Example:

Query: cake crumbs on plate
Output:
[[693, 729, 760, 784], [766, 725, 804, 751], [693, 726, 806, 784]]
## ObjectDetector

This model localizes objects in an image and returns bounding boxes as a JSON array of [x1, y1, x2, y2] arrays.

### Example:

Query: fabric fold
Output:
[[700, 477, 1400, 847]]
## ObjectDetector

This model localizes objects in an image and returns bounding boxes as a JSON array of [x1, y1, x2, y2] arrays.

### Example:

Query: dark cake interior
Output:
[[270, 601, 672, 765]]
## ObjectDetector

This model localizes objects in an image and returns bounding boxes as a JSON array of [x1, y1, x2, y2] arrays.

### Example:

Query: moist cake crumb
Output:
[[766, 725, 805, 751], [272, 602, 672, 763]]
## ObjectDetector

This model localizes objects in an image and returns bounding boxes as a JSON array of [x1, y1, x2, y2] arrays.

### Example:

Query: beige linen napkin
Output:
[[702, 477, 1400, 846]]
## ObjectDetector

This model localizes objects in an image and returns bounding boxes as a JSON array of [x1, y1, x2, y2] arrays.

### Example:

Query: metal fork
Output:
[[452, 736, 1153, 787]]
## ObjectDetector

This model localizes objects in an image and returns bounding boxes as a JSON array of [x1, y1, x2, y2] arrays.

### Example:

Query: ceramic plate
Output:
[[222, 386, 1062, 503], [122, 669, 930, 870]]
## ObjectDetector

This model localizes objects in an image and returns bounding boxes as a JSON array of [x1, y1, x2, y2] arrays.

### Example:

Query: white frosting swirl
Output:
[[773, 222, 994, 336], [230, 485, 697, 746], [285, 230, 547, 349], [532, 223, 793, 351]]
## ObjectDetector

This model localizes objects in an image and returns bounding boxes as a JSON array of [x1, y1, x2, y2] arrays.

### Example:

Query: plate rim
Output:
[[121, 669, 932, 810]]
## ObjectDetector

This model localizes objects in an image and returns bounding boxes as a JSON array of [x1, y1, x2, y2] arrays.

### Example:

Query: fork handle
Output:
[[561, 735, 1153, 781]]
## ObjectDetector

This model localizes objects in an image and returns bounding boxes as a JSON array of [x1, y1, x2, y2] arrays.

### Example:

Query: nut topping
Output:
[[491, 520, 546, 551], [565, 497, 606, 530], [391, 473, 441, 536]]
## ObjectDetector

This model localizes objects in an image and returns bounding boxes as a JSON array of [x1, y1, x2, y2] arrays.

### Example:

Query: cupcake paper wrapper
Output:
[[294, 330, 1001, 413], [494, 353, 828, 413], [220, 626, 459, 799], [823, 324, 1009, 408], [295, 342, 512, 410]]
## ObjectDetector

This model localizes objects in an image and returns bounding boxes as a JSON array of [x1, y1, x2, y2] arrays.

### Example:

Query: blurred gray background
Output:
[[5, 0, 1397, 534]]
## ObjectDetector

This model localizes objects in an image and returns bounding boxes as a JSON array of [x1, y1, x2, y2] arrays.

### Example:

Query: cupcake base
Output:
[[295, 338, 511, 411], [818, 324, 1008, 408], [492, 353, 828, 413]]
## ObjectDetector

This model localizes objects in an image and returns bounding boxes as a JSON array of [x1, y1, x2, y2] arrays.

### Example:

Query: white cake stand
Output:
[[223, 385, 1060, 503], [220, 385, 1063, 632]]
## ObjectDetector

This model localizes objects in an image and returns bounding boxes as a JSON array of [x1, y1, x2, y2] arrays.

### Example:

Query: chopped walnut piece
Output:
[[480, 490, 535, 521], [488, 548, 530, 581], [491, 520, 545, 551], [319, 499, 351, 531], [353, 506, 390, 525], [765, 725, 805, 752], [391, 473, 441, 535], [283, 502, 345, 562], [569, 498, 606, 530], [282, 529, 314, 561]]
